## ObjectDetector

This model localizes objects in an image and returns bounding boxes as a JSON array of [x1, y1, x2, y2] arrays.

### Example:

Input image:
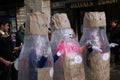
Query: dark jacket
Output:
[[0, 34, 15, 70], [109, 25, 120, 44]]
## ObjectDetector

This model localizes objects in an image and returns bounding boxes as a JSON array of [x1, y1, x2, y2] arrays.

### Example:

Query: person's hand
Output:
[[109, 43, 119, 48], [0, 57, 12, 66], [84, 40, 92, 47], [92, 46, 102, 53], [4, 60, 12, 67], [85, 40, 92, 46], [56, 50, 64, 56], [19, 45, 22, 50]]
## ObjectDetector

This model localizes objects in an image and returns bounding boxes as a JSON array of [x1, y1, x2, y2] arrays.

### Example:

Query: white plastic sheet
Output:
[[51, 28, 85, 80], [18, 35, 53, 80]]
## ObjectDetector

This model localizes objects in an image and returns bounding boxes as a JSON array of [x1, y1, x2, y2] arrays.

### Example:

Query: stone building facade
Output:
[[16, 0, 51, 29]]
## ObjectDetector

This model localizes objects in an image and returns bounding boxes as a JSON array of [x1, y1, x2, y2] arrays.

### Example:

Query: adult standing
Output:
[[16, 23, 25, 46], [15, 23, 25, 58], [0, 18, 15, 80], [108, 19, 120, 65], [0, 18, 21, 80]]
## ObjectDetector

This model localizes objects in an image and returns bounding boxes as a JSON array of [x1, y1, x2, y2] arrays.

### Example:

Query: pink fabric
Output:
[[57, 38, 80, 56]]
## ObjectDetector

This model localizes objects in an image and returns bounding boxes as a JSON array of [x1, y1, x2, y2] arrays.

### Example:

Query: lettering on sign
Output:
[[71, 0, 118, 8], [71, 1, 93, 8]]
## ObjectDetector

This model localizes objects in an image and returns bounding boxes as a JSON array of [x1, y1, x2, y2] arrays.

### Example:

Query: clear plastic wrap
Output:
[[79, 12, 110, 80], [51, 27, 85, 80], [18, 11, 53, 80], [80, 27, 110, 53], [18, 35, 53, 80], [51, 28, 76, 53]]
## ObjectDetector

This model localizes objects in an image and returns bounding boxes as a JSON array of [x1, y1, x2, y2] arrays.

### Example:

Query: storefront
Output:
[[66, 0, 120, 40], [0, 0, 24, 46]]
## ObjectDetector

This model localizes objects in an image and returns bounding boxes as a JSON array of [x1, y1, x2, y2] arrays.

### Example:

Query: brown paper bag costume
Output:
[[83, 12, 106, 27], [82, 12, 110, 80], [89, 52, 110, 80], [51, 13, 85, 80], [25, 12, 53, 80], [51, 13, 71, 30], [63, 54, 85, 80], [26, 12, 49, 35], [38, 67, 53, 80]]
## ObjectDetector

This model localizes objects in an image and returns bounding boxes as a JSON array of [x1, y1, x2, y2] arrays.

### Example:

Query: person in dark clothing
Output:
[[108, 19, 120, 65], [0, 18, 15, 80], [0, 18, 21, 80]]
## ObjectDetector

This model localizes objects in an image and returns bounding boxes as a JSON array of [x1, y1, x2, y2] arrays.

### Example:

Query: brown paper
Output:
[[26, 12, 49, 35], [83, 12, 106, 27], [88, 52, 110, 80], [51, 13, 71, 30], [38, 67, 53, 80], [63, 54, 85, 80]]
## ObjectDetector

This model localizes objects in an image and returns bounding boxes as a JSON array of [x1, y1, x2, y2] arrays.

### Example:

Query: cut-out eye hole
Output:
[[94, 17, 99, 20], [44, 24, 47, 27], [69, 34, 75, 38], [39, 24, 47, 27], [48, 28, 51, 31], [42, 24, 45, 27]]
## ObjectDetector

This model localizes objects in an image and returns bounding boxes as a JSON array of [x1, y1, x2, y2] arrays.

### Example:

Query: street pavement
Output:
[[110, 53, 120, 80], [110, 63, 120, 80]]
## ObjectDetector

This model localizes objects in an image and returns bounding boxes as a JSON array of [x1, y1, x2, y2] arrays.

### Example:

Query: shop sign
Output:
[[71, 1, 93, 8], [98, 0, 118, 5], [71, 0, 118, 8]]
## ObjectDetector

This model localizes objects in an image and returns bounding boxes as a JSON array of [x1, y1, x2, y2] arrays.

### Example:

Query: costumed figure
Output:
[[18, 12, 54, 80], [79, 12, 110, 80], [50, 13, 87, 80]]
